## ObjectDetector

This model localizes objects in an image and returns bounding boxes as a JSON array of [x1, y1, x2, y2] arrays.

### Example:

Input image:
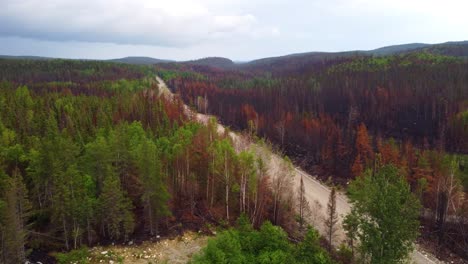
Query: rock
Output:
[[128, 241, 134, 245], [101, 251, 108, 255], [109, 261, 114, 264]]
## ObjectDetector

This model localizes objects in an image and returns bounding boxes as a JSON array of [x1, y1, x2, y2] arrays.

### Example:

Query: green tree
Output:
[[98, 165, 134, 241], [325, 187, 338, 251], [294, 228, 332, 264], [12, 86, 34, 143], [81, 133, 113, 195], [194, 229, 245, 264], [135, 138, 170, 235], [347, 164, 421, 263], [0, 169, 31, 264], [210, 139, 236, 221], [238, 150, 257, 215], [343, 209, 359, 258]]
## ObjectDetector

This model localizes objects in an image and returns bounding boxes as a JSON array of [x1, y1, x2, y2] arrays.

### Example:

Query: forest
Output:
[[0, 59, 308, 263], [156, 51, 468, 259], [0, 53, 466, 263]]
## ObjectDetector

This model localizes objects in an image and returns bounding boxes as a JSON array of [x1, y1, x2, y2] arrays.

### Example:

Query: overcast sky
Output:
[[0, 0, 467, 61]]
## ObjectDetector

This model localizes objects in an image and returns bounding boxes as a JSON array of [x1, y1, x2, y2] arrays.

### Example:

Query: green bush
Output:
[[192, 217, 332, 264], [55, 247, 89, 264]]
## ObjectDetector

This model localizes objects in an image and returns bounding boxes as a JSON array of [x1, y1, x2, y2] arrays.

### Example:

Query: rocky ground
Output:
[[87, 232, 209, 264]]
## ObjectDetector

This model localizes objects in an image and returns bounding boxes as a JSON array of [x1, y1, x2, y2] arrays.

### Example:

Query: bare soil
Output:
[[88, 231, 209, 264]]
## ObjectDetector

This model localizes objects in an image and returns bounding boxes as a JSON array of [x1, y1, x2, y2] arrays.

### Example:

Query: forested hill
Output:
[[156, 50, 468, 259], [2, 40, 467, 70]]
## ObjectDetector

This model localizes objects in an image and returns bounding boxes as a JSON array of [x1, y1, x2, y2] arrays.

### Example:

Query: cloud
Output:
[[0, 0, 466, 61], [0, 0, 278, 47]]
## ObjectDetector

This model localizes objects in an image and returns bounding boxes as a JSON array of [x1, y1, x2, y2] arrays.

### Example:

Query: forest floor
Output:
[[155, 76, 449, 264], [87, 231, 209, 264]]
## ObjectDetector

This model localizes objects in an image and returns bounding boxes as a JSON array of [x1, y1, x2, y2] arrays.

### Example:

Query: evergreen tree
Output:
[[98, 165, 134, 241], [136, 138, 170, 235], [325, 187, 338, 251], [295, 228, 332, 264], [297, 176, 311, 231], [0, 169, 31, 264]]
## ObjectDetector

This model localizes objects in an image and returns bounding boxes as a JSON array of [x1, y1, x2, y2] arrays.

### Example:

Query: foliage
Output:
[[328, 53, 460, 73], [347, 165, 421, 263], [192, 218, 332, 264], [55, 247, 89, 264], [0, 59, 296, 260]]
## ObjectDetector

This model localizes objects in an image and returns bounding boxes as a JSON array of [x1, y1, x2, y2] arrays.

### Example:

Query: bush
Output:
[[192, 218, 332, 264], [55, 247, 89, 264]]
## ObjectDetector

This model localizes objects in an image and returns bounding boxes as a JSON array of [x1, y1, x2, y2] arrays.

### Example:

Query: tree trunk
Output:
[[62, 215, 69, 250], [148, 200, 154, 236], [224, 151, 230, 221], [225, 183, 230, 221]]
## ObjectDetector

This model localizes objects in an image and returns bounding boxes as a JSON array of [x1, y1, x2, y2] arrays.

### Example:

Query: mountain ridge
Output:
[[1, 40, 467, 69]]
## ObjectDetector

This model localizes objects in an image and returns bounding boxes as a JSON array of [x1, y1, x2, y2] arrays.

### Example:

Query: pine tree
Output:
[[99, 165, 134, 241], [0, 169, 31, 264], [136, 139, 170, 236], [325, 187, 338, 251], [297, 176, 311, 231]]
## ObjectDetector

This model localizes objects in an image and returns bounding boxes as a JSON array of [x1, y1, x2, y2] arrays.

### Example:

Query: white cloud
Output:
[[0, 0, 278, 47], [0, 0, 466, 60]]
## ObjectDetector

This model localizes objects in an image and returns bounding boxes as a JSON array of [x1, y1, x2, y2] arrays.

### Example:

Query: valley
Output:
[[0, 42, 467, 264]]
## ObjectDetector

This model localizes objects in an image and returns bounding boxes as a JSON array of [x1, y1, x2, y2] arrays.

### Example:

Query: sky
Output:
[[0, 0, 467, 61]]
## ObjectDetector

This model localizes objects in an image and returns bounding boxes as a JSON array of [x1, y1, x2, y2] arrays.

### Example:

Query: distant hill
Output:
[[238, 41, 468, 71], [182, 57, 235, 69], [107, 56, 172, 65], [239, 51, 364, 72], [1, 40, 467, 68], [0, 55, 171, 65], [365, 43, 430, 55], [0, 55, 55, 60], [421, 41, 468, 58]]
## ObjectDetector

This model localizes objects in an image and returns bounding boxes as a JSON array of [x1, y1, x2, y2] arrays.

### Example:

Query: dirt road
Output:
[[156, 76, 442, 264]]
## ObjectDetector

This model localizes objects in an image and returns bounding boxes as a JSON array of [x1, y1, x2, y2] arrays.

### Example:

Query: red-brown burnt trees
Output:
[[351, 123, 373, 177]]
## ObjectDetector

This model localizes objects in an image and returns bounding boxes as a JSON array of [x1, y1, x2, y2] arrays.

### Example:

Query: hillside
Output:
[[1, 59, 336, 264], [108, 56, 173, 65], [364, 43, 430, 55], [1, 41, 468, 263], [157, 50, 468, 260], [1, 40, 467, 69], [237, 41, 468, 71], [182, 56, 236, 69]]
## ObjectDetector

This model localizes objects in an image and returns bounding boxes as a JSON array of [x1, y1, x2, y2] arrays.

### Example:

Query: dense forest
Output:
[[156, 51, 468, 258], [0, 60, 305, 263], [0, 52, 467, 263]]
